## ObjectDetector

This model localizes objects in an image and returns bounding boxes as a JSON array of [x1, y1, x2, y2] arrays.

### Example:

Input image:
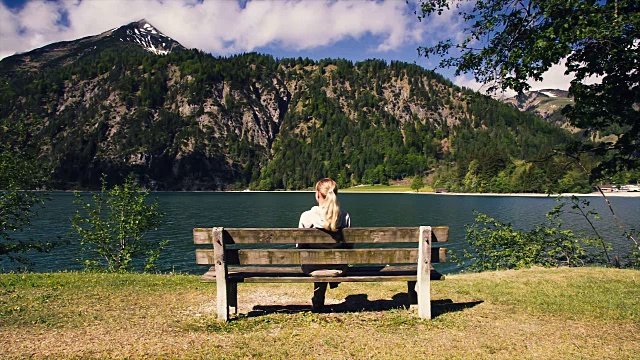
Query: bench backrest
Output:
[[194, 226, 448, 267]]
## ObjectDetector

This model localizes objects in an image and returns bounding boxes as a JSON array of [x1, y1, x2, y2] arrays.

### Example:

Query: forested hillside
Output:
[[0, 26, 596, 192]]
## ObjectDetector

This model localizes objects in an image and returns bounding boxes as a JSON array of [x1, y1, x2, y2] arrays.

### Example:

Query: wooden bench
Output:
[[194, 226, 448, 321]]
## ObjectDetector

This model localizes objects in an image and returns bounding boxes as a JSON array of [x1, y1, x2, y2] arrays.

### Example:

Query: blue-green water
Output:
[[3, 192, 639, 274]]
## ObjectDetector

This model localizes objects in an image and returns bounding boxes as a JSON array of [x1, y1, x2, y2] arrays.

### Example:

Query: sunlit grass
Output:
[[343, 185, 435, 192], [1, 267, 638, 359]]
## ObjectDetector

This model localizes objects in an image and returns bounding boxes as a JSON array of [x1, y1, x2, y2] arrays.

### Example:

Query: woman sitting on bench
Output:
[[298, 178, 351, 311]]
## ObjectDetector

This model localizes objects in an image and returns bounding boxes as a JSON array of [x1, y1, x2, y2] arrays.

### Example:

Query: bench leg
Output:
[[229, 282, 238, 315], [417, 226, 432, 319], [216, 280, 229, 321], [408, 281, 418, 309], [212, 228, 230, 322], [417, 278, 431, 319]]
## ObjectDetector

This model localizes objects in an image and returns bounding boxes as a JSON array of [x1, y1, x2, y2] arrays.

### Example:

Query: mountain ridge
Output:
[[0, 21, 592, 193]]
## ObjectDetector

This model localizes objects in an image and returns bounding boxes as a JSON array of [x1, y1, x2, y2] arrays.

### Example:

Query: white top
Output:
[[298, 206, 351, 229]]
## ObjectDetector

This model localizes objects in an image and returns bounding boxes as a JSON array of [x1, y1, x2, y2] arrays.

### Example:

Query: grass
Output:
[[343, 185, 435, 193], [1, 267, 638, 359]]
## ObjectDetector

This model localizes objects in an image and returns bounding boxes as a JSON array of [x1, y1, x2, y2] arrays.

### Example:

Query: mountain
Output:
[[504, 89, 573, 124], [0, 22, 592, 193], [0, 19, 185, 75]]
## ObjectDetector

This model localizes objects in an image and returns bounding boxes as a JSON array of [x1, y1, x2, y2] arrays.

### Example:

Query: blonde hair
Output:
[[316, 178, 340, 231]]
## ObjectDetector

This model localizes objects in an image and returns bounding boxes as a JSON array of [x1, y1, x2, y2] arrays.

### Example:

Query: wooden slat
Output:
[[193, 226, 449, 245], [196, 248, 446, 265], [439, 247, 447, 263], [432, 226, 448, 243], [224, 272, 443, 283], [193, 228, 212, 244], [202, 264, 443, 277], [201, 266, 216, 281], [228, 264, 431, 274], [239, 249, 420, 265], [239, 275, 419, 283]]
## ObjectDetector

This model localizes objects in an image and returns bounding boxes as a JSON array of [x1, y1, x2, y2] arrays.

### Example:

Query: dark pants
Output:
[[312, 282, 328, 309], [308, 268, 345, 310], [298, 240, 348, 309]]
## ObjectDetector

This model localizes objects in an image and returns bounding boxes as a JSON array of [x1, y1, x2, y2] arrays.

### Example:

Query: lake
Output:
[[3, 192, 639, 274]]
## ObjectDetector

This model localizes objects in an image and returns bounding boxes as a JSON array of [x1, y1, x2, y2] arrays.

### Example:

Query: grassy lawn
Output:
[[343, 185, 435, 193], [1, 267, 638, 359]]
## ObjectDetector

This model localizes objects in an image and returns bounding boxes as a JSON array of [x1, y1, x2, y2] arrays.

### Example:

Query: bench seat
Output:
[[201, 265, 445, 282]]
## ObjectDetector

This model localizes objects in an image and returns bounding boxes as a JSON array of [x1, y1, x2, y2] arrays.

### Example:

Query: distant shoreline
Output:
[[221, 190, 640, 197], [43, 189, 640, 197], [411, 191, 640, 197]]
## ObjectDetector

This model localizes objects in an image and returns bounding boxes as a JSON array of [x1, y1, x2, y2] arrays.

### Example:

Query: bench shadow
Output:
[[431, 299, 484, 318], [245, 293, 483, 319]]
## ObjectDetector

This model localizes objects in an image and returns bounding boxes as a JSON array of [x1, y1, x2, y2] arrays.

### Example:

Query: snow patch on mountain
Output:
[[117, 19, 184, 55], [503, 89, 573, 122], [126, 29, 168, 55]]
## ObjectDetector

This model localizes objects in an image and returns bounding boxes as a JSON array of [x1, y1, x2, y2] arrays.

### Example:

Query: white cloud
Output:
[[454, 58, 597, 98], [453, 74, 516, 99], [0, 0, 421, 59], [527, 61, 573, 91], [415, 0, 469, 47], [453, 75, 482, 91], [528, 59, 602, 91], [0, 0, 68, 58]]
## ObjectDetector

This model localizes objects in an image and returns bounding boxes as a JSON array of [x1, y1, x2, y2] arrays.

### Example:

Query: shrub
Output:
[[461, 197, 611, 272], [72, 174, 166, 272]]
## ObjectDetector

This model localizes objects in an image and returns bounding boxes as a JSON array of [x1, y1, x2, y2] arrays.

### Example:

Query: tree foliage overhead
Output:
[[418, 0, 640, 179]]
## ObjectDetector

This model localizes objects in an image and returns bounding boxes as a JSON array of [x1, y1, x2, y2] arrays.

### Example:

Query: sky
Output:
[[0, 0, 575, 95]]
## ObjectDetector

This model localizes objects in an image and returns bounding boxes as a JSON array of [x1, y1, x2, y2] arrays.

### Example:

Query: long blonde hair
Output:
[[316, 178, 340, 231]]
